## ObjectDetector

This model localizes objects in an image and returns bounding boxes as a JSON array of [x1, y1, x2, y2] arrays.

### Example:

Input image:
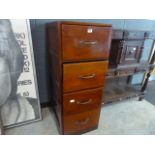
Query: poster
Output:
[[0, 116, 3, 134], [0, 19, 41, 128]]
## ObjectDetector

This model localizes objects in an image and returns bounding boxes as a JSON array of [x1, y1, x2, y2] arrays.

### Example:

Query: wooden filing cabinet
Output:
[[47, 21, 112, 134]]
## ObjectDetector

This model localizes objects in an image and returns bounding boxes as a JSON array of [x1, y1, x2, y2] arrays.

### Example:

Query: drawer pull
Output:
[[79, 40, 97, 45], [79, 73, 96, 79], [77, 99, 92, 105], [74, 118, 90, 125]]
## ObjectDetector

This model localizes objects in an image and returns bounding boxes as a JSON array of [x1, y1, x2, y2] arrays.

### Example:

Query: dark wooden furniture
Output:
[[47, 21, 112, 134], [104, 30, 155, 104]]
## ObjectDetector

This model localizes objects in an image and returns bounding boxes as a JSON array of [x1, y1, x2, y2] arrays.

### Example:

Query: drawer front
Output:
[[135, 66, 148, 73], [62, 24, 112, 61], [124, 31, 145, 39], [63, 88, 103, 115], [116, 68, 135, 76], [120, 40, 143, 64], [63, 61, 108, 92], [63, 108, 100, 134]]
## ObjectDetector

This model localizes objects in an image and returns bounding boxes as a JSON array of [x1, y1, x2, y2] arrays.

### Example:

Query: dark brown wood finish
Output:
[[104, 77, 142, 103], [47, 21, 112, 134], [109, 40, 123, 66], [139, 49, 155, 101], [123, 31, 146, 39], [105, 29, 155, 104], [63, 87, 103, 115], [47, 22, 63, 131], [62, 24, 112, 61], [120, 40, 144, 64], [110, 40, 144, 67], [63, 61, 108, 92], [48, 21, 112, 27], [63, 108, 100, 135]]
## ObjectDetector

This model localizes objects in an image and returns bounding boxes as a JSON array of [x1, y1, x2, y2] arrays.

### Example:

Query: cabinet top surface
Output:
[[47, 21, 112, 27]]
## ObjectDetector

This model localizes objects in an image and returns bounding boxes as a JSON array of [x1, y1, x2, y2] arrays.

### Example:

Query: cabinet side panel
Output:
[[46, 23, 63, 133], [109, 40, 121, 66]]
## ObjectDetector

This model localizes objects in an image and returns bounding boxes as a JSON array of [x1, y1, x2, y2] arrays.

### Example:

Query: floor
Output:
[[5, 80, 155, 135], [5, 99, 155, 135], [86, 99, 155, 135], [6, 107, 59, 135]]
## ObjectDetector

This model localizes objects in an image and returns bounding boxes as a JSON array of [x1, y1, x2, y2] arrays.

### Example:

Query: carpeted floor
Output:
[[5, 98, 155, 135], [85, 99, 155, 135]]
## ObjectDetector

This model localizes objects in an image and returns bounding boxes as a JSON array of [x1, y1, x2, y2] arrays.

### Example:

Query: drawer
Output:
[[63, 108, 100, 134], [63, 61, 108, 92], [123, 31, 145, 39], [62, 24, 112, 61], [148, 32, 155, 39], [120, 40, 144, 64], [135, 66, 148, 73], [116, 68, 135, 76], [63, 88, 103, 115]]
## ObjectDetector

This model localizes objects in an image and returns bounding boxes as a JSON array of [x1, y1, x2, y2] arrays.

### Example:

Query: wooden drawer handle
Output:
[[79, 73, 96, 79], [74, 118, 90, 125], [79, 40, 97, 45], [77, 99, 92, 105]]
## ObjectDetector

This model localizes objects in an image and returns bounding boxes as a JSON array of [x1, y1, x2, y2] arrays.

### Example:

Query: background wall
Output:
[[30, 19, 155, 104]]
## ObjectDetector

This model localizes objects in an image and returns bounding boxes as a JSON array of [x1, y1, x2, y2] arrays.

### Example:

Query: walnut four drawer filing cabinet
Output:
[[47, 21, 112, 134]]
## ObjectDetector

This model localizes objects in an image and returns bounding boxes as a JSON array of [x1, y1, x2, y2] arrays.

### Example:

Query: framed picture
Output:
[[0, 19, 42, 128], [0, 115, 3, 134]]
